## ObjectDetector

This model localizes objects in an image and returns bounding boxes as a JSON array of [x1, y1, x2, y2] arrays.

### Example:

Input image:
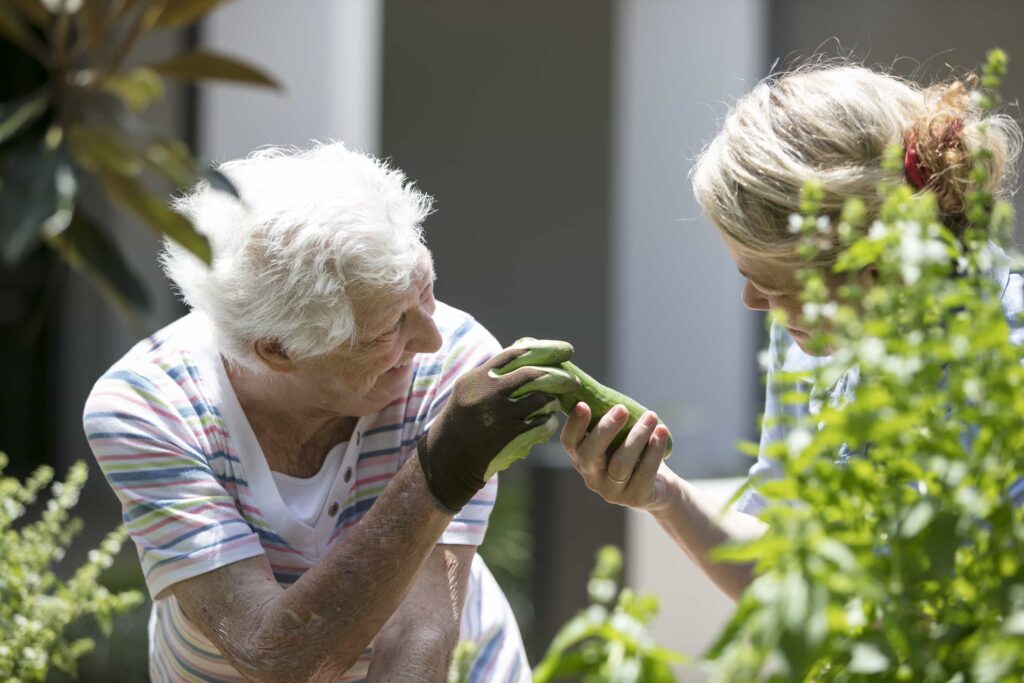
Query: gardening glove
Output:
[[500, 337, 674, 457], [417, 342, 580, 513]]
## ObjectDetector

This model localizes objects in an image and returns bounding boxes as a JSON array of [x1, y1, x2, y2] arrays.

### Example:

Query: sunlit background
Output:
[[4, 1, 1024, 680]]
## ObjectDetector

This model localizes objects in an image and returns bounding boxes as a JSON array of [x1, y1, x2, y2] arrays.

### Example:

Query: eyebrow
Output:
[[737, 269, 791, 297]]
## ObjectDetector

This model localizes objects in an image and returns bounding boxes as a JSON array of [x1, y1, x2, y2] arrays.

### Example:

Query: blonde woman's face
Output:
[[725, 244, 826, 356]]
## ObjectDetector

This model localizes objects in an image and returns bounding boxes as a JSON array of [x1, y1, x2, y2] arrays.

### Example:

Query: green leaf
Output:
[[49, 211, 150, 323], [0, 88, 49, 145], [200, 167, 239, 198], [8, 0, 48, 27], [102, 66, 165, 112], [153, 0, 230, 27], [144, 138, 197, 187], [68, 124, 144, 176], [0, 1, 49, 64], [149, 49, 280, 88], [96, 168, 212, 263], [0, 139, 75, 264]]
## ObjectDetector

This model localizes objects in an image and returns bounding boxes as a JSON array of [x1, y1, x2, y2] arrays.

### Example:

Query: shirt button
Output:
[[344, 467, 353, 483], [327, 502, 339, 517]]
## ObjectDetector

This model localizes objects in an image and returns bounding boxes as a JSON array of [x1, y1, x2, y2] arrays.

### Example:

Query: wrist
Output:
[[645, 467, 685, 516], [407, 455, 460, 518]]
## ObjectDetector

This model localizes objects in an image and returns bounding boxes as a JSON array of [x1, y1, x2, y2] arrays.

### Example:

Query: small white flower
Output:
[[951, 335, 969, 358], [963, 378, 983, 402], [757, 349, 772, 372], [859, 337, 886, 365], [786, 428, 813, 455], [821, 302, 838, 319], [816, 215, 831, 233], [803, 302, 821, 323], [788, 213, 804, 234], [906, 330, 924, 346], [868, 220, 889, 241], [901, 263, 922, 285]]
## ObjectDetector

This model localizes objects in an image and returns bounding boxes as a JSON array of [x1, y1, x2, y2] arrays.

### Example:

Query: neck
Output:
[[224, 357, 357, 475]]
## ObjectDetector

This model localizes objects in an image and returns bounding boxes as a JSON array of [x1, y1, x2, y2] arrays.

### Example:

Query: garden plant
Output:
[[0, 454, 143, 681], [0, 0, 277, 326], [708, 50, 1024, 682]]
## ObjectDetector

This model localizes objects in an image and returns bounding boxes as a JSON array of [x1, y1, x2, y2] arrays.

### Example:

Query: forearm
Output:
[[365, 545, 471, 683], [650, 474, 767, 602], [365, 623, 457, 683], [255, 457, 453, 679]]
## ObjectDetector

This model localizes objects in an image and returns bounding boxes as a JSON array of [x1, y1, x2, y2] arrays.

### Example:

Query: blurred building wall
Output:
[[380, 0, 623, 656], [611, 0, 766, 481]]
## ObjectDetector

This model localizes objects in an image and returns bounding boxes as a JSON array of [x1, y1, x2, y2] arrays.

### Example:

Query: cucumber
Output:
[[494, 338, 673, 458]]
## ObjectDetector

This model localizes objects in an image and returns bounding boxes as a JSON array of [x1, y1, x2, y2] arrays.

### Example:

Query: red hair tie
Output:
[[903, 118, 965, 190]]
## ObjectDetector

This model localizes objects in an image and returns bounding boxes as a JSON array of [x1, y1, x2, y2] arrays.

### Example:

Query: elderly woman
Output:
[[84, 143, 565, 682], [560, 64, 1023, 601]]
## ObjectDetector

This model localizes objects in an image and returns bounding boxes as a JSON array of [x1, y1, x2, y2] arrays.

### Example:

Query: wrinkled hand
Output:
[[417, 344, 579, 513], [561, 401, 672, 512]]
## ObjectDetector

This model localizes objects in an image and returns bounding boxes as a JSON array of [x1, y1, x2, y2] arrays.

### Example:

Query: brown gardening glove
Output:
[[417, 344, 579, 513]]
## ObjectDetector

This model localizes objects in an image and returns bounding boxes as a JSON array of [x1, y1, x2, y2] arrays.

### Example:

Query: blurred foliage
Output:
[[707, 49, 1024, 681], [0, 0, 278, 328], [0, 454, 144, 681], [450, 546, 683, 683], [531, 546, 685, 683]]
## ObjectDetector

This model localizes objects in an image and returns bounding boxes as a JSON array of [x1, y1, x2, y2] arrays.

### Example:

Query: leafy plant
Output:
[[531, 545, 685, 683], [0, 0, 278, 326], [0, 453, 144, 681], [707, 49, 1024, 682]]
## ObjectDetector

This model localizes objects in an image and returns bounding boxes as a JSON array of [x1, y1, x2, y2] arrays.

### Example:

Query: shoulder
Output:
[[84, 312, 218, 426], [431, 301, 502, 360]]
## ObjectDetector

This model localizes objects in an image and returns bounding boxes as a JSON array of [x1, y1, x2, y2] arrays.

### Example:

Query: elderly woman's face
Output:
[[297, 250, 443, 416]]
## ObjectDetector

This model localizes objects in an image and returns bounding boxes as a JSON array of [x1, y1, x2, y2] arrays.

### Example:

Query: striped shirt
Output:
[[84, 302, 530, 682], [739, 252, 1024, 515]]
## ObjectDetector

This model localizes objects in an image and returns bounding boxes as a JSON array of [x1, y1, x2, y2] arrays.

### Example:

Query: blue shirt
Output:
[[738, 251, 1024, 516]]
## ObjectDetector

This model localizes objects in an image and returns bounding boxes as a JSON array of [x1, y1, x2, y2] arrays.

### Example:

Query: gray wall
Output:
[[380, 0, 621, 656], [612, 0, 767, 480]]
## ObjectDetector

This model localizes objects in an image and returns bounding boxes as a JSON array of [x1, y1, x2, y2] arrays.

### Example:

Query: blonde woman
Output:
[[559, 64, 1023, 601]]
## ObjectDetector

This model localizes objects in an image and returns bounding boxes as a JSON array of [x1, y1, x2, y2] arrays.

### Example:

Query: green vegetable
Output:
[[494, 337, 674, 458]]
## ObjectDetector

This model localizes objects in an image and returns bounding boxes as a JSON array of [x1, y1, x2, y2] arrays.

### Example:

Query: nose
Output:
[[741, 280, 770, 312], [405, 307, 443, 355]]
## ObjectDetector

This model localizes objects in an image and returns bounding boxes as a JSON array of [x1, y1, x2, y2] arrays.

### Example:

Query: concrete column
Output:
[[611, 0, 768, 480], [200, 0, 383, 160]]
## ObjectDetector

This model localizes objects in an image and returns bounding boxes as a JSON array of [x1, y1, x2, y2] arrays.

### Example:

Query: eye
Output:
[[384, 314, 405, 335]]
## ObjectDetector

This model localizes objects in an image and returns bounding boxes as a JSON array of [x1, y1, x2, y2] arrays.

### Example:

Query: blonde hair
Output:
[[691, 63, 1022, 265]]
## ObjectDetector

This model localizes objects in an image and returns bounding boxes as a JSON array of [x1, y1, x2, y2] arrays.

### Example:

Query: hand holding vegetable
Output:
[[491, 337, 673, 457], [417, 344, 579, 513]]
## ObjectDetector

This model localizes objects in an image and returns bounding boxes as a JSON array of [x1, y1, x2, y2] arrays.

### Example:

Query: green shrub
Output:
[[707, 50, 1024, 682], [0, 454, 144, 681]]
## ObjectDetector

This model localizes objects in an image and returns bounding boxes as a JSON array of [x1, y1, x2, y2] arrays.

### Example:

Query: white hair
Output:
[[162, 141, 433, 369]]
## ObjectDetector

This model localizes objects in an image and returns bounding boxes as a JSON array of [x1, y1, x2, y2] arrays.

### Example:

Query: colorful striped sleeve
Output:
[[83, 370, 265, 600], [419, 316, 503, 547]]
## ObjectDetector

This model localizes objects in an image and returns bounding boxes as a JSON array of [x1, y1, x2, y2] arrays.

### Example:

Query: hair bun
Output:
[[912, 79, 1020, 234]]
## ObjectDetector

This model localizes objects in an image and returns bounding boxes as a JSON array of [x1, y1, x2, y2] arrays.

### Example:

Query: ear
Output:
[[254, 339, 293, 372]]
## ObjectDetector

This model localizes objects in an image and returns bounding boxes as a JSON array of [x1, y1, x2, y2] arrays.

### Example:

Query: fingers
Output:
[[624, 424, 670, 498], [483, 346, 531, 374], [509, 366, 580, 399], [606, 411, 660, 485], [487, 338, 575, 376], [560, 401, 592, 454], [511, 392, 560, 420]]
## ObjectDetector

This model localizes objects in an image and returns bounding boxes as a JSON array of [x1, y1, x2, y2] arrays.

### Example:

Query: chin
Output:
[[793, 337, 833, 358]]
